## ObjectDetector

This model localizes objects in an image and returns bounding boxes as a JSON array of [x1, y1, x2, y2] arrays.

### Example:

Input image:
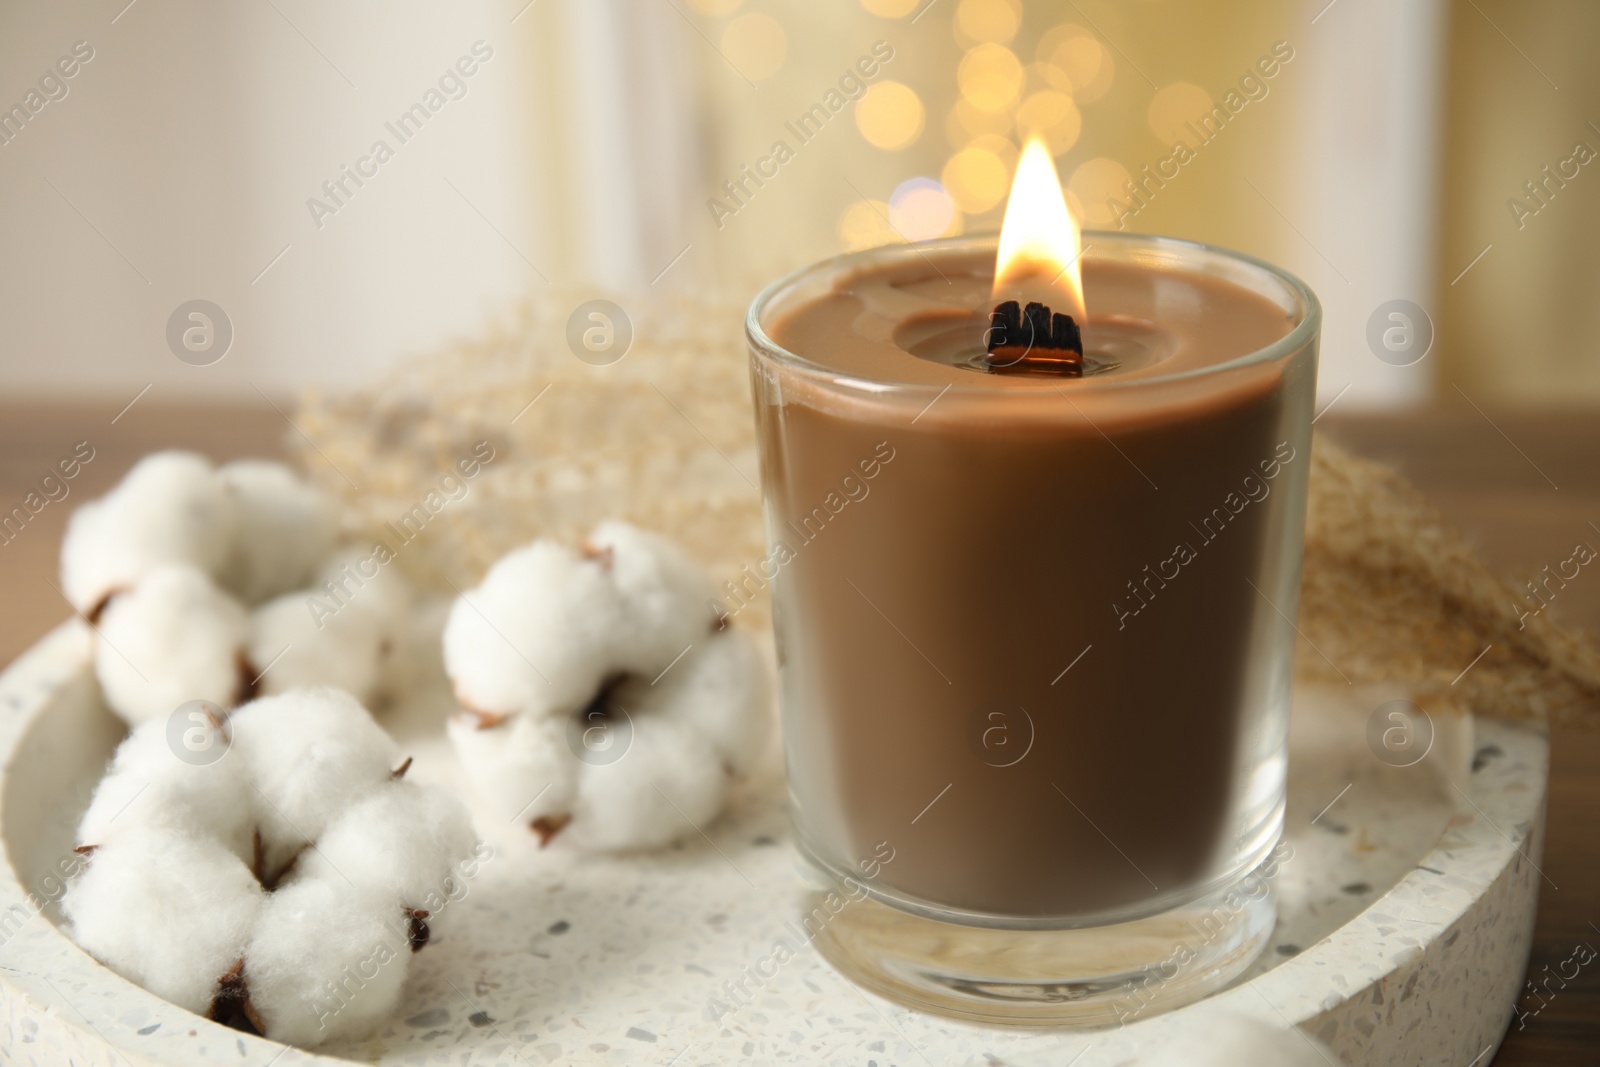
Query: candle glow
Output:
[[992, 137, 1087, 322]]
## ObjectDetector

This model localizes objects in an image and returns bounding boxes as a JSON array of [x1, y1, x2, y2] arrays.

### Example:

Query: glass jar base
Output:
[[808, 857, 1279, 1027]]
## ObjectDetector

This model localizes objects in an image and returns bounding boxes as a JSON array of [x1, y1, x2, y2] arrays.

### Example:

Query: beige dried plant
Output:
[[294, 292, 767, 618], [1299, 436, 1600, 725], [295, 292, 1600, 726]]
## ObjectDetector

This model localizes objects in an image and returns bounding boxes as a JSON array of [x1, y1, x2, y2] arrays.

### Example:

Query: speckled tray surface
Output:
[[0, 620, 1545, 1066]]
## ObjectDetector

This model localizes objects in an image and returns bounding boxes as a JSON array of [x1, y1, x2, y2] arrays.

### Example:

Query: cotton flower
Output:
[[242, 873, 411, 1046], [62, 688, 480, 1048], [1135, 1011, 1337, 1066], [442, 538, 620, 721], [64, 830, 264, 1016], [444, 522, 771, 850], [247, 551, 412, 707], [61, 453, 412, 726], [93, 564, 251, 725], [297, 777, 477, 913], [60, 451, 234, 617], [77, 698, 255, 860], [217, 460, 340, 604], [231, 688, 404, 878]]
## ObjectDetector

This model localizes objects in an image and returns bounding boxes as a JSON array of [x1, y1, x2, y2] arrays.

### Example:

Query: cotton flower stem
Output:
[[531, 813, 572, 846], [406, 908, 430, 952], [235, 651, 261, 705], [208, 959, 263, 1035]]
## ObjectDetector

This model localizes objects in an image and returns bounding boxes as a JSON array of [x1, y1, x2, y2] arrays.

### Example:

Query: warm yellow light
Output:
[[955, 0, 1021, 45], [971, 132, 1019, 169], [856, 81, 925, 150], [1037, 26, 1114, 102], [958, 43, 1024, 112], [1147, 82, 1214, 148], [721, 13, 787, 82], [687, 0, 741, 14], [1015, 89, 1081, 156], [890, 178, 962, 240], [861, 0, 920, 17], [839, 199, 900, 251], [942, 143, 1012, 213], [993, 137, 1085, 320], [946, 98, 1015, 145], [1068, 156, 1132, 228]]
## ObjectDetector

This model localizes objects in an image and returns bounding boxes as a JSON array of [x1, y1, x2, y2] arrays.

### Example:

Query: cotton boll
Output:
[[447, 712, 575, 827], [551, 632, 768, 851], [445, 527, 773, 851], [656, 629, 771, 776], [64, 681, 470, 1048], [250, 552, 415, 705], [244, 874, 411, 1048], [62, 830, 263, 1016], [314, 548, 413, 627], [567, 712, 726, 851], [442, 542, 622, 718], [587, 520, 718, 667], [300, 779, 476, 915], [77, 764, 163, 843], [77, 717, 195, 840], [377, 595, 450, 705], [230, 689, 399, 869], [249, 592, 386, 703], [61, 452, 234, 615], [1135, 1011, 1337, 1067], [316, 550, 414, 698], [217, 461, 340, 604], [77, 714, 255, 860], [93, 565, 250, 726]]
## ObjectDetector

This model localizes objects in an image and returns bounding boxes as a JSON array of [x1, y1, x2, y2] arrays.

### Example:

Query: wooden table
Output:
[[1, 400, 1595, 1064]]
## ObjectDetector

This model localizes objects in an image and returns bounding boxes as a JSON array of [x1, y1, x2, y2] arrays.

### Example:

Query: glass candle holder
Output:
[[745, 232, 1320, 1025]]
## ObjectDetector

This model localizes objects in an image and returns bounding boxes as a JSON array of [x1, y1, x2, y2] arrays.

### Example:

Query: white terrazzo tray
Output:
[[0, 619, 1545, 1066]]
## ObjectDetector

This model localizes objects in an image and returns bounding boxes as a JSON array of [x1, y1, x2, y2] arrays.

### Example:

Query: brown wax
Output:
[[758, 251, 1307, 920]]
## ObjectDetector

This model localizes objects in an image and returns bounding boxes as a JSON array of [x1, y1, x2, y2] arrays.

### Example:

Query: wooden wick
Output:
[[985, 300, 1083, 375]]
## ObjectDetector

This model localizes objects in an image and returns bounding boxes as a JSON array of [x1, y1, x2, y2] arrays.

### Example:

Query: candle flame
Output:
[[992, 137, 1086, 321]]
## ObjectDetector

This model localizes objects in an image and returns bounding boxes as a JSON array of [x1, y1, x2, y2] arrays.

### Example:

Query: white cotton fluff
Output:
[[243, 873, 411, 1048], [64, 687, 479, 1049], [567, 712, 723, 851], [60, 451, 235, 615], [1134, 1011, 1337, 1067], [562, 636, 768, 850], [217, 460, 340, 604], [376, 594, 450, 705], [63, 830, 264, 1016], [62, 451, 392, 730], [445, 711, 575, 826], [77, 712, 255, 861], [93, 565, 250, 726], [299, 779, 476, 912], [586, 520, 717, 666], [230, 688, 399, 873], [442, 540, 622, 718], [444, 523, 772, 850], [248, 593, 384, 704], [248, 551, 413, 705], [652, 627, 771, 776]]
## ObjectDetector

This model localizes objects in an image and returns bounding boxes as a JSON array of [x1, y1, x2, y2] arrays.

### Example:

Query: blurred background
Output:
[[2, 9, 1598, 1062], [0, 0, 1595, 406]]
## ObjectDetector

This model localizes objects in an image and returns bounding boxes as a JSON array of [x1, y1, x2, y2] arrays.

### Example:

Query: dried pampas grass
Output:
[[1299, 436, 1600, 725], [294, 292, 766, 616], [294, 292, 1600, 726]]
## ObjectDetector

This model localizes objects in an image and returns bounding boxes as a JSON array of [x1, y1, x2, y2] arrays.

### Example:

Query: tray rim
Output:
[[0, 620, 1546, 1066]]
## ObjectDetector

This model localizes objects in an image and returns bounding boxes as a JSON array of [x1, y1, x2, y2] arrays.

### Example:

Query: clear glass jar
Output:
[[746, 232, 1320, 1024]]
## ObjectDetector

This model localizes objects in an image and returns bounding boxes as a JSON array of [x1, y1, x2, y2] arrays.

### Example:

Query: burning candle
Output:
[[746, 140, 1319, 1024]]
